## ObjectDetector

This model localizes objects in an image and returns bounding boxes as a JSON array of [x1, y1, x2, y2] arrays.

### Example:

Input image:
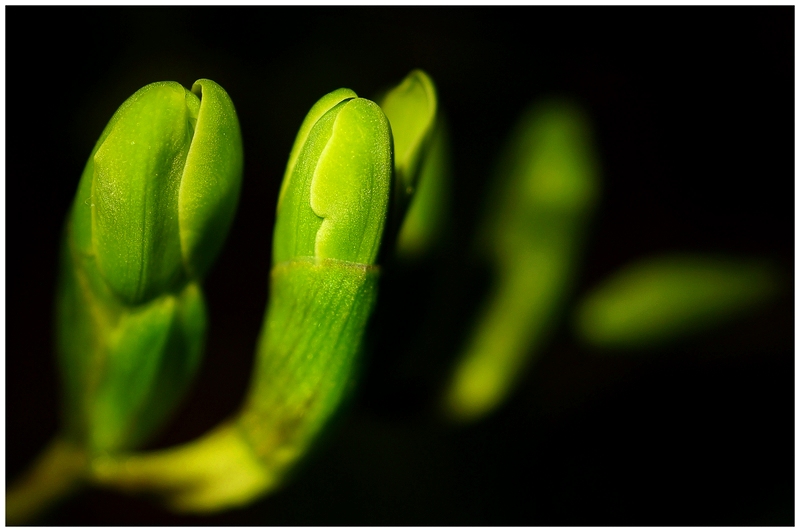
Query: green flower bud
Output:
[[70, 79, 243, 304], [574, 255, 780, 350], [57, 79, 243, 453], [273, 89, 392, 265], [376, 69, 449, 260], [90, 88, 392, 512], [238, 87, 391, 501], [443, 99, 600, 423], [378, 69, 437, 202], [394, 118, 451, 259]]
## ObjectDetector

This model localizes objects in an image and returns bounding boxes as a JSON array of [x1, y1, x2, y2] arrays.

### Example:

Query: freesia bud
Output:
[[443, 99, 600, 423], [239, 87, 391, 498], [376, 69, 450, 260], [90, 87, 392, 512], [70, 79, 243, 304], [378, 69, 437, 203], [57, 79, 242, 453], [272, 89, 392, 265], [575, 255, 780, 350]]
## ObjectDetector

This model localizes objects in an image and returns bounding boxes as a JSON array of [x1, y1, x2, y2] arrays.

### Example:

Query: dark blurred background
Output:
[[6, 6, 794, 525]]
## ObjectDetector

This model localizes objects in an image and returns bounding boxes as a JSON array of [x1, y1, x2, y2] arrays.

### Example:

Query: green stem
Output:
[[6, 437, 88, 525], [90, 421, 273, 513]]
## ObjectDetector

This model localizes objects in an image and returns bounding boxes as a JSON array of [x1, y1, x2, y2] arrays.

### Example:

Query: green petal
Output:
[[310, 98, 392, 264], [273, 93, 391, 265], [277, 88, 357, 211], [378, 69, 437, 196], [179, 79, 244, 280], [272, 96, 351, 264], [91, 82, 198, 304]]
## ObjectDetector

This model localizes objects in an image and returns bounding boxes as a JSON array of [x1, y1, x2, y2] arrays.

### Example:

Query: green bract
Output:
[[57, 79, 243, 453]]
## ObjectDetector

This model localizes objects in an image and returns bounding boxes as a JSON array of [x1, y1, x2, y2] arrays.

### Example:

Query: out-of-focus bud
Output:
[[57, 79, 243, 453], [482, 100, 599, 266], [574, 255, 780, 350], [443, 99, 599, 423], [394, 118, 451, 259]]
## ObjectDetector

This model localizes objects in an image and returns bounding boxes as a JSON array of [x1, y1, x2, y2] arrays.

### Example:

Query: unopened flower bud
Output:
[[70, 79, 243, 304], [272, 89, 392, 266]]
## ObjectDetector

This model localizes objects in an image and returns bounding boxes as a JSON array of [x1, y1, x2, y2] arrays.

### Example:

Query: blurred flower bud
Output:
[[378, 69, 437, 201], [444, 99, 600, 423], [575, 255, 780, 350]]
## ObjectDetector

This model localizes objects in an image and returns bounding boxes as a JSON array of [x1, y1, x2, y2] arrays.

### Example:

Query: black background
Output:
[[6, 6, 794, 525]]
